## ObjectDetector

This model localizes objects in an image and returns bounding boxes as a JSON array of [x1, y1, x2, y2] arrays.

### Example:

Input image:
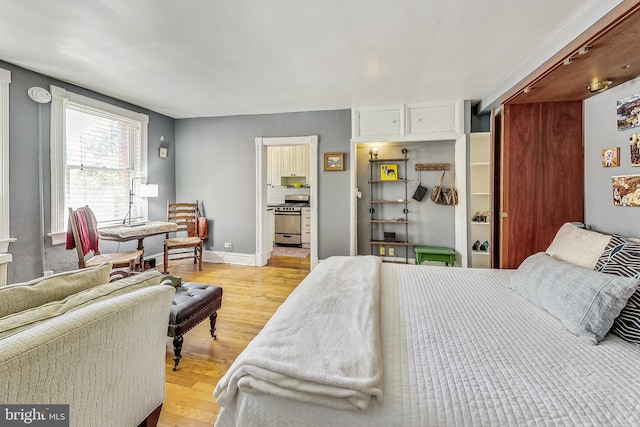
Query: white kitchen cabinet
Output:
[[267, 145, 309, 186], [301, 207, 311, 248]]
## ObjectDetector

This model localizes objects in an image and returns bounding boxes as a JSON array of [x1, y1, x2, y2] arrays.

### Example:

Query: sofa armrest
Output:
[[0, 285, 175, 427]]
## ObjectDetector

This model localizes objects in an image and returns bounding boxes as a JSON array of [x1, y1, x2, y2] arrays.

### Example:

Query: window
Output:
[[49, 85, 149, 244]]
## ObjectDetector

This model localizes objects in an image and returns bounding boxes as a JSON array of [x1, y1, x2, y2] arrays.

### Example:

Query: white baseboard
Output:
[[203, 250, 256, 266]]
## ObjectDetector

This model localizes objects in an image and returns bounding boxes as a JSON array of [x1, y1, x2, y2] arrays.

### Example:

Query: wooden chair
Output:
[[67, 206, 144, 271], [163, 202, 203, 273]]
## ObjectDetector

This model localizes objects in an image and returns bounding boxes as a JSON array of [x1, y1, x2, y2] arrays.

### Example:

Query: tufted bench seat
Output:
[[166, 280, 223, 371]]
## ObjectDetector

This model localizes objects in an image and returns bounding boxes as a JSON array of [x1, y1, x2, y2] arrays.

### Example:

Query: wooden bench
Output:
[[413, 245, 456, 266]]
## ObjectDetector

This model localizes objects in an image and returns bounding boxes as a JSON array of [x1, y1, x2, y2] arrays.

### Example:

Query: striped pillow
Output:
[[595, 234, 640, 344]]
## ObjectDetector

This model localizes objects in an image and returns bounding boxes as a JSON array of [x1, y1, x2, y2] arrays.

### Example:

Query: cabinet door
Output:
[[267, 146, 283, 186], [407, 104, 456, 135], [356, 107, 403, 138], [499, 101, 583, 269]]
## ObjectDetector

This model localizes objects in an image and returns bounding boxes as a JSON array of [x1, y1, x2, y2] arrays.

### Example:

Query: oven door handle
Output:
[[275, 211, 301, 215]]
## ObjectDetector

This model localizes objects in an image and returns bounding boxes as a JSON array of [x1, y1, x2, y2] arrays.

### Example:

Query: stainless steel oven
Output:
[[274, 195, 309, 247], [275, 209, 301, 245]]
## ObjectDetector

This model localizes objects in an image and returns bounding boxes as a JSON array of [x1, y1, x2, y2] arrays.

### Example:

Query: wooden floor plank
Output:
[[157, 256, 308, 426]]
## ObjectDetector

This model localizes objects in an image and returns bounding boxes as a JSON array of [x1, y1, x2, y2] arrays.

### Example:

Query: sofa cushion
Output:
[[0, 263, 112, 318], [509, 252, 638, 345], [545, 222, 612, 269], [0, 269, 163, 339]]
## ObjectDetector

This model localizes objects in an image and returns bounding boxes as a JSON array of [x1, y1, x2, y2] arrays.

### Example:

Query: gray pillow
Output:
[[509, 252, 639, 344]]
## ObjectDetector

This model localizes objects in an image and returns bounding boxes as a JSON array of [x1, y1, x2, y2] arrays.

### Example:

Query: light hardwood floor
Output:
[[157, 256, 309, 427]]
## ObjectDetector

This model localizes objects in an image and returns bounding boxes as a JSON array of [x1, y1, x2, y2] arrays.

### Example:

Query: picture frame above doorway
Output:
[[324, 152, 344, 171]]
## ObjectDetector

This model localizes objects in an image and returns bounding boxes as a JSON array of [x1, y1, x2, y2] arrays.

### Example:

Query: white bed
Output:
[[214, 246, 640, 426]]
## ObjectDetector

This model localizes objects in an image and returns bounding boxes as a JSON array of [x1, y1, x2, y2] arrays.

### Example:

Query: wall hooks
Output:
[[415, 163, 451, 171]]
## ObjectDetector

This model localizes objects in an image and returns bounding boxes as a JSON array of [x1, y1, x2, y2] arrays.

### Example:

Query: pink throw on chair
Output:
[[66, 207, 100, 256]]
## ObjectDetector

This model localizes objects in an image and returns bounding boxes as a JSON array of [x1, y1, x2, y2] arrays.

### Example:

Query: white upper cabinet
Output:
[[353, 106, 404, 139], [267, 145, 309, 185], [407, 104, 457, 135], [352, 102, 462, 142]]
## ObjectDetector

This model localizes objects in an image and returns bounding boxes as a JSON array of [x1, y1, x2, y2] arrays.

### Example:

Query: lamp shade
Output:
[[139, 184, 159, 198]]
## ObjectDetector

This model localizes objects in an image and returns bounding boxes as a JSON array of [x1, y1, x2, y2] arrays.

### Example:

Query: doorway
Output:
[[255, 136, 318, 270]]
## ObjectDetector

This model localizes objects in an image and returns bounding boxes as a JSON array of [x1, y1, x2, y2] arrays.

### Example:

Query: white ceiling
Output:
[[0, 0, 620, 119]]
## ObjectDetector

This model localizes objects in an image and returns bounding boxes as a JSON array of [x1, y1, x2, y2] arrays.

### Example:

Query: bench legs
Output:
[[210, 311, 218, 339], [171, 311, 219, 371], [172, 335, 184, 371]]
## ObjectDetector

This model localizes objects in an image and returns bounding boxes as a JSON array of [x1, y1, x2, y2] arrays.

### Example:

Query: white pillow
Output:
[[510, 253, 638, 345], [545, 223, 611, 269]]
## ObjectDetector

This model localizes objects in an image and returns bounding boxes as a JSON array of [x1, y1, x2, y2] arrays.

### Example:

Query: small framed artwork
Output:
[[380, 164, 398, 181], [630, 133, 640, 166], [617, 93, 640, 130], [159, 147, 168, 159], [612, 174, 640, 206], [602, 147, 620, 167], [324, 152, 344, 171]]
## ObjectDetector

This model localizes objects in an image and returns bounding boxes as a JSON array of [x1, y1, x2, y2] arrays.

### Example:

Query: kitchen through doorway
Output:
[[255, 136, 318, 270]]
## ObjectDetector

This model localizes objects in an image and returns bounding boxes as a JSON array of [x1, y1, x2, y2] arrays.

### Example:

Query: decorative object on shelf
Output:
[[380, 164, 398, 181], [612, 174, 640, 206], [384, 232, 396, 242], [630, 133, 640, 166], [430, 170, 458, 205], [602, 147, 620, 167], [617, 93, 640, 131], [323, 152, 344, 171], [368, 146, 379, 159]]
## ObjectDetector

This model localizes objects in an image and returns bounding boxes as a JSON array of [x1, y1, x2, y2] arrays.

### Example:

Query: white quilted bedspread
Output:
[[215, 263, 640, 427]]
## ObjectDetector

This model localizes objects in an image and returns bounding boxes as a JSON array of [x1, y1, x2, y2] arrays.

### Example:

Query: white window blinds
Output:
[[65, 103, 143, 226]]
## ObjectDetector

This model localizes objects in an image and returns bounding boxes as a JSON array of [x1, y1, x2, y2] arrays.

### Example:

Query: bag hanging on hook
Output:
[[412, 171, 428, 201], [431, 170, 458, 205]]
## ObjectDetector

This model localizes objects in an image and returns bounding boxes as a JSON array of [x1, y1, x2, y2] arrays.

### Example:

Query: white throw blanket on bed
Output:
[[214, 256, 383, 412]]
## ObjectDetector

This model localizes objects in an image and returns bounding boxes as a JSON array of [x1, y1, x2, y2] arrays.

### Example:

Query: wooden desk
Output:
[[100, 221, 178, 256]]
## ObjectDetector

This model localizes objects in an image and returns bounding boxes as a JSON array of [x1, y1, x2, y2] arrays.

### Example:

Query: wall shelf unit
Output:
[[369, 149, 410, 263], [469, 133, 492, 268]]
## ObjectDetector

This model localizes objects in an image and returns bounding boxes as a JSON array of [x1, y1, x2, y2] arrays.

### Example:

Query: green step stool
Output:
[[413, 245, 456, 266]]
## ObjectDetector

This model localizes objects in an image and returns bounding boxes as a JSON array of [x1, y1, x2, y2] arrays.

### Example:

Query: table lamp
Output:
[[124, 177, 159, 226]]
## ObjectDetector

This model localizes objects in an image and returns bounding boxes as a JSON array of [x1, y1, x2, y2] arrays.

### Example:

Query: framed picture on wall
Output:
[[612, 174, 640, 206], [630, 133, 640, 166], [324, 153, 344, 171], [617, 93, 640, 131], [602, 147, 620, 167]]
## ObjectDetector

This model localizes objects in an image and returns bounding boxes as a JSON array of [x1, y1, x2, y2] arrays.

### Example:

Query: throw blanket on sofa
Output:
[[214, 256, 383, 412]]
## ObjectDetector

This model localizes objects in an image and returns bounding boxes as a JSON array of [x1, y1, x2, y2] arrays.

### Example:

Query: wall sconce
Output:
[[587, 80, 612, 93], [159, 135, 169, 159], [369, 146, 379, 159]]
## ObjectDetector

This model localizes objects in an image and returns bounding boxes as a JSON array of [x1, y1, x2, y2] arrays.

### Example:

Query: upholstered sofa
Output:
[[0, 263, 175, 427]]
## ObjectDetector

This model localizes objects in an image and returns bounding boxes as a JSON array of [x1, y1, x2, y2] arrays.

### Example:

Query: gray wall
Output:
[[4, 61, 176, 283], [584, 75, 640, 237], [174, 110, 352, 259]]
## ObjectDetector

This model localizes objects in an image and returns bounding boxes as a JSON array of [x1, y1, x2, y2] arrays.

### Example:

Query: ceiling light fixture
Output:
[[586, 79, 612, 93]]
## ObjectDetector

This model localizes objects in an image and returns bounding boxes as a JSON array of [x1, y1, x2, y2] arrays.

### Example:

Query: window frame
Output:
[[49, 85, 149, 245]]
